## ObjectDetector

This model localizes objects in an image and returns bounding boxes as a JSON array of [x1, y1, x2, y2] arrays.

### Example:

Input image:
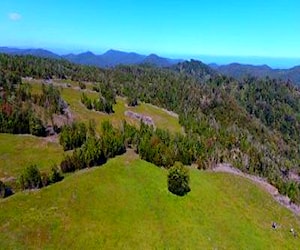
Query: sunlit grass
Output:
[[0, 152, 299, 249], [0, 134, 64, 179]]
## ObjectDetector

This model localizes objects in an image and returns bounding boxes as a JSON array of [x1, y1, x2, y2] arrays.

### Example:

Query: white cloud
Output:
[[8, 12, 22, 21]]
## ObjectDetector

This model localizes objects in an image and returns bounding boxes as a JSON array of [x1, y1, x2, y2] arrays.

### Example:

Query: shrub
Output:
[[49, 165, 64, 183], [41, 172, 50, 187], [59, 122, 87, 151], [19, 165, 42, 189], [81, 137, 106, 167], [168, 162, 191, 196], [101, 121, 126, 158], [0, 181, 13, 198], [60, 155, 76, 173]]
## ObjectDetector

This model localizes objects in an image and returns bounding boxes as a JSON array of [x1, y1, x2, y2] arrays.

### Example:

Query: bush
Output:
[[60, 155, 76, 173], [0, 181, 13, 198], [19, 165, 42, 189], [101, 121, 126, 158], [41, 172, 50, 187], [59, 122, 87, 151], [49, 165, 64, 183], [168, 162, 191, 196]]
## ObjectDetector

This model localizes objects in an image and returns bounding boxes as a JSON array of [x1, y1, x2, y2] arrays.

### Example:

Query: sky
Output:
[[1, 0, 300, 67]]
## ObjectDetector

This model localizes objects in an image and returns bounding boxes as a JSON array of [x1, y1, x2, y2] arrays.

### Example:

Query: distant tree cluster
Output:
[[32, 83, 67, 115], [81, 92, 114, 114]]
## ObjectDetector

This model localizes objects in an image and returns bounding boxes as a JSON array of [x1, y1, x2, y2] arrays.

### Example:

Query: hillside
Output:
[[1, 53, 299, 203], [1, 152, 299, 249], [0, 53, 300, 248], [215, 63, 300, 85]]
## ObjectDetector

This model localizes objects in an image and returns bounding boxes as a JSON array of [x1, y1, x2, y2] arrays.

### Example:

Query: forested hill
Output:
[[214, 63, 300, 85], [0, 47, 182, 68], [1, 53, 300, 202], [2, 47, 300, 84], [169, 59, 218, 81]]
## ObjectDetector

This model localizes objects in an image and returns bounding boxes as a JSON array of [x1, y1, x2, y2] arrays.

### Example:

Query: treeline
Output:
[[81, 93, 114, 113], [111, 65, 300, 202], [0, 70, 45, 136], [60, 121, 125, 173], [0, 70, 67, 136], [58, 119, 204, 171], [0, 53, 106, 82]]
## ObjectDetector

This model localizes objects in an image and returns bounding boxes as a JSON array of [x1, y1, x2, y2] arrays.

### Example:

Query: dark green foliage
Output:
[[0, 71, 46, 136], [281, 181, 300, 204], [0, 181, 6, 198], [227, 77, 300, 143], [81, 93, 93, 109], [82, 137, 106, 167], [0, 181, 12, 198], [29, 114, 46, 136], [168, 162, 191, 196], [78, 81, 86, 89], [60, 155, 76, 173], [59, 121, 126, 173], [59, 122, 87, 151], [101, 121, 126, 158], [19, 165, 42, 189], [36, 84, 65, 115], [49, 166, 64, 183], [41, 172, 50, 187], [136, 123, 201, 168], [88, 119, 96, 137], [81, 90, 114, 113], [122, 120, 139, 147], [127, 96, 138, 106]]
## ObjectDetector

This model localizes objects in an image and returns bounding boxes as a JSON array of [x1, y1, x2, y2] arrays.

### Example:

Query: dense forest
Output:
[[0, 53, 299, 202]]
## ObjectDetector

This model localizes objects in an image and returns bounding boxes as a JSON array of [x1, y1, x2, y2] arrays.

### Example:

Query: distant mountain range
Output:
[[0, 47, 181, 68], [0, 47, 300, 84], [212, 63, 300, 84]]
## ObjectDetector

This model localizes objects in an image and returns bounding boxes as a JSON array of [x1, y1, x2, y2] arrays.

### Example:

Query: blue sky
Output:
[[1, 0, 300, 66]]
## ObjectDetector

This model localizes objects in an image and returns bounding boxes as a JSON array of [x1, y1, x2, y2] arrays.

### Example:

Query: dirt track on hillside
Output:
[[211, 163, 300, 216]]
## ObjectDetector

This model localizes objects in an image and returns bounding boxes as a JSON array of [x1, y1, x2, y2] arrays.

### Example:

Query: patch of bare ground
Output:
[[211, 163, 300, 216]]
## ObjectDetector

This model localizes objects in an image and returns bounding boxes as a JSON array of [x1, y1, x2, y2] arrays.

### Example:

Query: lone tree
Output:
[[168, 162, 191, 196]]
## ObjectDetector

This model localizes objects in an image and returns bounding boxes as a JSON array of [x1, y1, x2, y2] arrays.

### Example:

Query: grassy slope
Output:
[[62, 87, 182, 134], [29, 81, 182, 134], [0, 134, 64, 179], [0, 152, 299, 249], [0, 81, 181, 178]]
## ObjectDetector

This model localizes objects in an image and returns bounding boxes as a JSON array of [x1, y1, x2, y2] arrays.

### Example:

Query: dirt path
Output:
[[211, 163, 300, 216]]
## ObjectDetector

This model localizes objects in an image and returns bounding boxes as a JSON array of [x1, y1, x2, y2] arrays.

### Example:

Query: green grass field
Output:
[[0, 134, 64, 179], [1, 151, 299, 249]]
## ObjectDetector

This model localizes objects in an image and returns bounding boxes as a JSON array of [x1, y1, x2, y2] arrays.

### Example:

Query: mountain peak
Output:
[[80, 51, 96, 56]]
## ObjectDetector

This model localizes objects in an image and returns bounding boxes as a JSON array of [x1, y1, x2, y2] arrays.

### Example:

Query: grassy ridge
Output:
[[0, 152, 299, 249], [0, 134, 64, 179]]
